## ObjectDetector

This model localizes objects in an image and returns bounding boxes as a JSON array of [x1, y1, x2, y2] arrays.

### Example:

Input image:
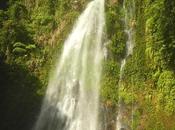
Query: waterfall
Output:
[[116, 0, 135, 130], [34, 0, 105, 130]]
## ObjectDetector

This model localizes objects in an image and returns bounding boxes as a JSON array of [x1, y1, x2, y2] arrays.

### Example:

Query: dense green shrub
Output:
[[0, 0, 175, 130]]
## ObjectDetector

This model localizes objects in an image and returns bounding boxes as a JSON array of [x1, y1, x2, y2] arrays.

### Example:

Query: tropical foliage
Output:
[[0, 0, 175, 130]]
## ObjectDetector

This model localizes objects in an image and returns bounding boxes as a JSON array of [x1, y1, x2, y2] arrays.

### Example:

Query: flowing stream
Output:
[[116, 0, 135, 130], [34, 0, 105, 130]]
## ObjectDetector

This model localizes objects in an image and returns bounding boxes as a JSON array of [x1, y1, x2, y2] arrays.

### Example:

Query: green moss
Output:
[[0, 0, 175, 129]]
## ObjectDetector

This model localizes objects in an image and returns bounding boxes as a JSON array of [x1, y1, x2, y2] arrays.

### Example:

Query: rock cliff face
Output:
[[103, 0, 175, 129], [0, 0, 175, 130]]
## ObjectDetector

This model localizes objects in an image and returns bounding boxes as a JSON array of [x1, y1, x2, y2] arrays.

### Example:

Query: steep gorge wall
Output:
[[0, 0, 175, 130], [103, 0, 175, 129]]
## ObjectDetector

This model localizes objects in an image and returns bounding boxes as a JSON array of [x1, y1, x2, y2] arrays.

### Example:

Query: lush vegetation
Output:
[[102, 0, 175, 129], [0, 0, 85, 130], [0, 0, 175, 130]]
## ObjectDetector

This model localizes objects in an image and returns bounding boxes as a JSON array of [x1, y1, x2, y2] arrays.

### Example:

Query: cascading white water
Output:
[[34, 0, 105, 130], [116, 0, 135, 130]]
